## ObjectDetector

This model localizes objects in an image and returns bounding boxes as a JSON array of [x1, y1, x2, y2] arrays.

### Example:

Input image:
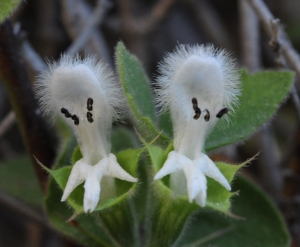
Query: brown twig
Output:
[[142, 0, 177, 34], [61, 0, 113, 67], [239, 0, 282, 200], [0, 111, 15, 139], [66, 0, 112, 56], [259, 14, 300, 122], [115, 0, 177, 66], [239, 0, 261, 71], [247, 0, 300, 78], [21, 40, 47, 73], [0, 20, 55, 192], [268, 18, 285, 68]]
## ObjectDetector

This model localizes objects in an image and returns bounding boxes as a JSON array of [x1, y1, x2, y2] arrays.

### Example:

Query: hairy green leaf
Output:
[[0, 0, 22, 23], [205, 70, 294, 150], [172, 176, 290, 247], [111, 125, 139, 153], [115, 42, 169, 144]]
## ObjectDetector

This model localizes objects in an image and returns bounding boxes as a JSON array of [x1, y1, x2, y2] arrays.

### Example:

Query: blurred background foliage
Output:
[[1, 0, 300, 246]]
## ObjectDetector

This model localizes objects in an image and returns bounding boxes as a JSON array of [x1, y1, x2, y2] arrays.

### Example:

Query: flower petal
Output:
[[83, 167, 102, 213], [100, 153, 137, 182], [183, 162, 207, 205], [154, 151, 184, 180], [61, 159, 90, 202], [195, 154, 231, 191]]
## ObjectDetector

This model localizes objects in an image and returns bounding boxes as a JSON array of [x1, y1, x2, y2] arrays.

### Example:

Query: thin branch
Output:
[[268, 18, 285, 68], [115, 0, 177, 66], [142, 0, 177, 34], [21, 41, 47, 73], [239, 0, 261, 71], [240, 0, 282, 200], [247, 0, 300, 78], [0, 20, 55, 192], [291, 84, 300, 121], [267, 19, 300, 121], [61, 0, 113, 67], [66, 0, 112, 56], [0, 111, 15, 138]]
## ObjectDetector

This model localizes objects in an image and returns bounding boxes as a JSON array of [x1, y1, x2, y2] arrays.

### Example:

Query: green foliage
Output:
[[0, 155, 43, 206], [173, 176, 290, 247], [111, 125, 139, 153], [0, 0, 22, 23], [39, 44, 293, 246], [115, 42, 169, 145]]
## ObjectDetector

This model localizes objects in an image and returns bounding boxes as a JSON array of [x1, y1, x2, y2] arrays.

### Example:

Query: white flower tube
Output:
[[36, 55, 137, 213], [154, 44, 240, 207]]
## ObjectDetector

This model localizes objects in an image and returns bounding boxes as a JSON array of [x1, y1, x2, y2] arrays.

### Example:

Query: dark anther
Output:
[[192, 98, 198, 110], [61, 108, 72, 118], [194, 108, 201, 120], [216, 108, 229, 118], [204, 109, 210, 122], [61, 108, 68, 114], [87, 98, 93, 111], [72, 115, 80, 126], [192, 97, 201, 120], [87, 112, 93, 123]]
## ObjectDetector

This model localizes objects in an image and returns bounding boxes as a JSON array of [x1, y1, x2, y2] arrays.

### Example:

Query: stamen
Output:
[[204, 109, 210, 122], [61, 108, 72, 118], [72, 114, 80, 126], [216, 108, 229, 118], [192, 98, 201, 120], [87, 98, 93, 111], [86, 112, 93, 123]]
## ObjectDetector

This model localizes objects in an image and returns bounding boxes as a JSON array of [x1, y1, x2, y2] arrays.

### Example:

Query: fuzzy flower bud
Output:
[[154, 44, 240, 206], [36, 55, 137, 213]]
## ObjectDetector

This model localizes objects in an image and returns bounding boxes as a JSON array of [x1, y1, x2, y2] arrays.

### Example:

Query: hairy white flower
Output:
[[154, 44, 240, 206], [36, 55, 137, 213]]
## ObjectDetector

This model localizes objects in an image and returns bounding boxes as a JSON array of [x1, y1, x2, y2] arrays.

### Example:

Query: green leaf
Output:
[[115, 42, 169, 144], [111, 125, 139, 153], [205, 70, 294, 151], [172, 176, 290, 247], [158, 111, 173, 138], [0, 156, 43, 206], [146, 144, 247, 246], [46, 175, 121, 247], [0, 0, 22, 23]]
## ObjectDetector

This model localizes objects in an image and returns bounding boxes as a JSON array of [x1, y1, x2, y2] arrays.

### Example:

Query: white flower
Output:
[[36, 55, 137, 213], [154, 44, 240, 207]]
